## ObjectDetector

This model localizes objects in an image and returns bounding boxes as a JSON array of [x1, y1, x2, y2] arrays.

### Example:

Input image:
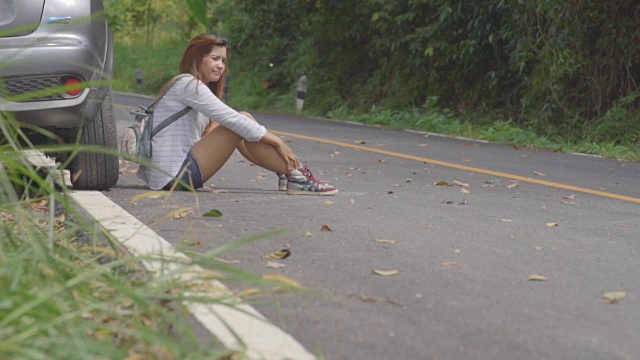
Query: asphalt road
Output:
[[109, 92, 640, 360]]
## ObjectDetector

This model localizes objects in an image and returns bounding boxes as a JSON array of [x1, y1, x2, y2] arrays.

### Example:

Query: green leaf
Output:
[[203, 209, 223, 217]]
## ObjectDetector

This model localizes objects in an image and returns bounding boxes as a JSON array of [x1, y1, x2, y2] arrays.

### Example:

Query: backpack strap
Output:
[[147, 74, 193, 137], [151, 106, 192, 137]]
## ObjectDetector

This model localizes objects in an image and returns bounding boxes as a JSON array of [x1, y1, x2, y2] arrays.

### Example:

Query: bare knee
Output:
[[239, 111, 258, 122]]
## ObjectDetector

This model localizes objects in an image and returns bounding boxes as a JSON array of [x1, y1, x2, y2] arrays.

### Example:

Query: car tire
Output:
[[67, 89, 119, 190]]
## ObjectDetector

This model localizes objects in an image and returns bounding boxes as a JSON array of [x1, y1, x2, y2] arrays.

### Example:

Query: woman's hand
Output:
[[262, 132, 299, 171]]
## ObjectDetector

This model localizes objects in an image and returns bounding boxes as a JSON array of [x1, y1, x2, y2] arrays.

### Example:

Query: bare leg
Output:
[[193, 115, 290, 182]]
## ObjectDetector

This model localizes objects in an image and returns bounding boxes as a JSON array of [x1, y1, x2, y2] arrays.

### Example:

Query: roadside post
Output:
[[295, 75, 307, 112], [136, 69, 143, 92]]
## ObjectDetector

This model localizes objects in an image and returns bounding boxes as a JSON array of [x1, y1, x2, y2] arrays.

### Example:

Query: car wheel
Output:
[[67, 89, 119, 190]]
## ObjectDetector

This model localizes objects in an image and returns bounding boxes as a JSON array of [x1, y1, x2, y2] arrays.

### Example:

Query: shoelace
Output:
[[300, 162, 326, 184]]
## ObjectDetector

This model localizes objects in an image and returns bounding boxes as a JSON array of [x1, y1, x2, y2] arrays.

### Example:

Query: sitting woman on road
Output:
[[137, 34, 337, 195]]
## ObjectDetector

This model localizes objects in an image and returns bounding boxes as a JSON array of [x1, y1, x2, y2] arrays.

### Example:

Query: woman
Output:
[[138, 34, 337, 195]]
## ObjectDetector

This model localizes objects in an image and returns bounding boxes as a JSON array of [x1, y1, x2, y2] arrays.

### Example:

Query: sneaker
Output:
[[285, 164, 338, 196], [277, 173, 287, 191]]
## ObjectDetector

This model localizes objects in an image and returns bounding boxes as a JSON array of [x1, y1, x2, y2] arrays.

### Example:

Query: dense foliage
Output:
[[105, 0, 640, 146]]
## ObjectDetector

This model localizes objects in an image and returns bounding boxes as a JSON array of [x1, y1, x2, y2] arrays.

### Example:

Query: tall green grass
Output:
[[0, 110, 306, 359]]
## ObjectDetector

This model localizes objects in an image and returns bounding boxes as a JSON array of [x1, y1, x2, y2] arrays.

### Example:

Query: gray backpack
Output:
[[122, 75, 191, 159]]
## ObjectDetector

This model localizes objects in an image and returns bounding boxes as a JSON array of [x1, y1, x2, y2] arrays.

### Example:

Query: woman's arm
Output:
[[260, 131, 299, 171]]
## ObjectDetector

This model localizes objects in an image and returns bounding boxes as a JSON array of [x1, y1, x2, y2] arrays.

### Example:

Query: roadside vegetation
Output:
[[107, 0, 640, 161], [0, 112, 302, 358]]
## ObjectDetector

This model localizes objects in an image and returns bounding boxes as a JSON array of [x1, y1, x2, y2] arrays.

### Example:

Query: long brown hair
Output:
[[178, 34, 230, 99]]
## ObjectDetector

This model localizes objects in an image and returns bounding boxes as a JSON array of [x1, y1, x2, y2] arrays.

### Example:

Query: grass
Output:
[[0, 111, 307, 359]]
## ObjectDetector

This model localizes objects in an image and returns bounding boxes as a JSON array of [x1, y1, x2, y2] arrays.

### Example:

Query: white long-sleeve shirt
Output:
[[138, 75, 267, 189]]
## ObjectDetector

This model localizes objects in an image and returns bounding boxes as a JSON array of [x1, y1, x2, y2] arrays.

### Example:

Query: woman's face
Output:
[[201, 45, 227, 83]]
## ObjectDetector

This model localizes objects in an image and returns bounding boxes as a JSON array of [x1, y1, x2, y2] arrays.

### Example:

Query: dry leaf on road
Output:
[[506, 182, 520, 189], [441, 261, 463, 266], [532, 171, 546, 177], [263, 249, 291, 260], [372, 269, 400, 276], [375, 239, 397, 244], [320, 224, 333, 232], [603, 291, 626, 304], [265, 261, 286, 269], [500, 218, 513, 222], [434, 181, 451, 186], [172, 209, 193, 219], [453, 180, 470, 187], [527, 274, 548, 281], [545, 222, 559, 227]]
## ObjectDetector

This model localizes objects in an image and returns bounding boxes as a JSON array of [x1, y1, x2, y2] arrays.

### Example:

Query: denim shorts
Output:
[[163, 151, 204, 191]]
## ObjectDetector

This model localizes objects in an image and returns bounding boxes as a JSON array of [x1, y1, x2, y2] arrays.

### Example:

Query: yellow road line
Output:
[[273, 130, 640, 204]]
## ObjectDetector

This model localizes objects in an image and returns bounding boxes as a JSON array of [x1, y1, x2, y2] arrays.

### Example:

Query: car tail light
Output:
[[63, 78, 83, 96]]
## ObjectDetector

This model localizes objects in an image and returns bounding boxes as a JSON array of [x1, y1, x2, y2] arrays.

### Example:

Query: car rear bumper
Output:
[[0, 25, 113, 128]]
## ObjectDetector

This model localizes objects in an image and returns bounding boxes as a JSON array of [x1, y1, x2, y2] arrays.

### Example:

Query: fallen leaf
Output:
[[172, 209, 193, 219], [545, 222, 559, 227], [500, 218, 513, 222], [348, 198, 355, 204], [263, 274, 302, 288], [263, 249, 291, 260], [434, 181, 451, 186], [535, 246, 544, 251], [482, 181, 497, 188], [452, 249, 462, 254], [603, 291, 626, 303], [372, 269, 400, 276], [441, 261, 463, 266], [563, 194, 576, 200], [354, 140, 367, 144], [323, 200, 334, 205], [374, 158, 385, 163], [461, 159, 473, 162], [405, 178, 413, 183], [56, 213, 66, 223], [212, 189, 228, 194], [532, 171, 546, 177], [453, 180, 470, 187], [506, 182, 520, 189], [418, 144, 429, 147], [527, 274, 548, 281], [302, 231, 313, 237], [203, 209, 223, 217], [459, 188, 471, 194], [320, 224, 333, 232], [375, 239, 397, 244], [265, 261, 286, 269]]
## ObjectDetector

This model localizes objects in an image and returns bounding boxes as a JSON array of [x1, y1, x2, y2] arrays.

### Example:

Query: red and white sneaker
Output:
[[284, 163, 337, 196]]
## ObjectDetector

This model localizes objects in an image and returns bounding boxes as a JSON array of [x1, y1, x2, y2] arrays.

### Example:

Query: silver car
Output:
[[0, 0, 118, 190]]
